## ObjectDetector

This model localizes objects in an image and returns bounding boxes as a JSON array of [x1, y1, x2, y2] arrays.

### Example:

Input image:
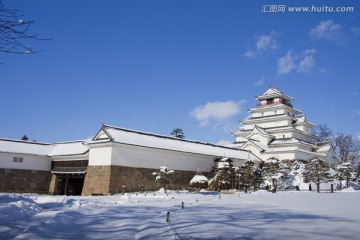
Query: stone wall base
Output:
[[0, 168, 51, 194], [82, 165, 207, 196]]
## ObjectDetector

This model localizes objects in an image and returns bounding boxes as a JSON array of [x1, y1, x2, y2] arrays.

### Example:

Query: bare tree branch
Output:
[[0, 0, 48, 56]]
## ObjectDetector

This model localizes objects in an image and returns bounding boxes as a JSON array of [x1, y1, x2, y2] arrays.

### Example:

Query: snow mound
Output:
[[190, 175, 208, 184], [0, 194, 42, 224]]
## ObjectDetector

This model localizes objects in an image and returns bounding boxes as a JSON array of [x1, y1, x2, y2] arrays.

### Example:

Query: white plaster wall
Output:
[[293, 151, 313, 161], [88, 145, 112, 166], [253, 112, 261, 118], [243, 145, 263, 161], [298, 144, 313, 152], [110, 143, 220, 172], [274, 133, 292, 139], [295, 125, 305, 132], [0, 152, 51, 171]]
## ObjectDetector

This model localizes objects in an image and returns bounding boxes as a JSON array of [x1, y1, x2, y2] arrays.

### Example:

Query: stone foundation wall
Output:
[[0, 168, 51, 194], [82, 165, 209, 195], [48, 174, 58, 195], [82, 166, 111, 195]]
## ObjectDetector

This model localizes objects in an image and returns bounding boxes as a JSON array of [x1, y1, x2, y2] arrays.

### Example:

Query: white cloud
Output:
[[298, 49, 316, 73], [320, 68, 329, 74], [253, 76, 265, 87], [277, 51, 297, 75], [309, 20, 347, 44], [277, 49, 316, 75], [190, 100, 246, 127], [244, 31, 280, 58]]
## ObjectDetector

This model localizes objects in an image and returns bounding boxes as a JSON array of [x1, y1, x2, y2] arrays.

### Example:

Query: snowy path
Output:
[[1, 191, 359, 239]]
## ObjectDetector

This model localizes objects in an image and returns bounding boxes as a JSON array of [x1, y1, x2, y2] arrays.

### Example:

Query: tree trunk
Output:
[[272, 178, 276, 190], [317, 183, 320, 193], [339, 177, 343, 190]]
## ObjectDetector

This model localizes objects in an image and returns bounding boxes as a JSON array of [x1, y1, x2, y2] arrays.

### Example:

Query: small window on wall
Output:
[[13, 157, 24, 163]]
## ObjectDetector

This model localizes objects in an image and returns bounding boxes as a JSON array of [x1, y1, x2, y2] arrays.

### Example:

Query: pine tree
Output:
[[303, 157, 332, 193], [152, 166, 174, 193], [170, 128, 185, 139], [261, 157, 288, 191], [216, 166, 234, 190], [238, 160, 261, 192], [335, 162, 353, 189], [21, 134, 29, 141]]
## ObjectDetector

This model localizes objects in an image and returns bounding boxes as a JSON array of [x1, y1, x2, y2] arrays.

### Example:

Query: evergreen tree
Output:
[[21, 134, 29, 141], [238, 160, 261, 192], [213, 166, 234, 191], [152, 166, 174, 193], [335, 162, 353, 189], [303, 157, 332, 193], [261, 157, 288, 191], [170, 128, 185, 139]]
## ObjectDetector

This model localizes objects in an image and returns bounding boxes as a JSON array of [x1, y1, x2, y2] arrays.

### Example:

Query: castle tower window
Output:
[[267, 99, 274, 104]]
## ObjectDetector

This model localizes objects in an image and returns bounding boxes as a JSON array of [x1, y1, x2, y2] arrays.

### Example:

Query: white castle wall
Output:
[[88, 143, 113, 165], [110, 143, 237, 172], [0, 152, 51, 171], [88, 142, 246, 172]]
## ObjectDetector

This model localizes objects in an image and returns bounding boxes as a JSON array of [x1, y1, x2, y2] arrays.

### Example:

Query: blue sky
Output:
[[1, 0, 360, 144]]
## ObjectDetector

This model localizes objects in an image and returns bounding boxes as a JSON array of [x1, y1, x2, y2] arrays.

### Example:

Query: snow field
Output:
[[1, 190, 359, 239]]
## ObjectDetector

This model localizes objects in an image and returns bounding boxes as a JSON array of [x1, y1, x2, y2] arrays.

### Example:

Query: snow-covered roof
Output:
[[0, 138, 89, 157], [244, 126, 275, 140], [49, 141, 89, 156], [293, 115, 316, 127], [256, 87, 293, 101], [0, 138, 53, 156], [269, 138, 316, 147], [270, 138, 300, 145], [91, 125, 259, 161], [315, 141, 332, 152], [249, 139, 269, 151], [215, 157, 233, 162], [242, 114, 295, 125]]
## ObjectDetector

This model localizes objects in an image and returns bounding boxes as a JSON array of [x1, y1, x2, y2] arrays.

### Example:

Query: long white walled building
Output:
[[0, 125, 259, 195]]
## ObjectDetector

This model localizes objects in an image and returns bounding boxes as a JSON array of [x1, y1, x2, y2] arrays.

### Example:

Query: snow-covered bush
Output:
[[190, 170, 209, 190], [152, 166, 174, 193]]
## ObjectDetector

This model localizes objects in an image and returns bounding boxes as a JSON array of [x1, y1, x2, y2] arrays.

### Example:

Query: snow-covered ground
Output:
[[1, 189, 359, 240]]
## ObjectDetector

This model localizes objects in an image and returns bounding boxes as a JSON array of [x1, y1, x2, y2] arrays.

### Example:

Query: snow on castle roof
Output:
[[256, 87, 293, 101], [0, 138, 89, 157], [91, 124, 259, 161], [49, 141, 89, 156], [0, 138, 52, 156]]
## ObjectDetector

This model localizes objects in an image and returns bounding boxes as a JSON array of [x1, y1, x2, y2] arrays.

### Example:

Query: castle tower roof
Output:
[[256, 87, 293, 102]]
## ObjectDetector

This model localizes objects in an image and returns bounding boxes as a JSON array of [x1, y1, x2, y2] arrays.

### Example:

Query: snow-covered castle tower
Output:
[[232, 87, 336, 164]]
